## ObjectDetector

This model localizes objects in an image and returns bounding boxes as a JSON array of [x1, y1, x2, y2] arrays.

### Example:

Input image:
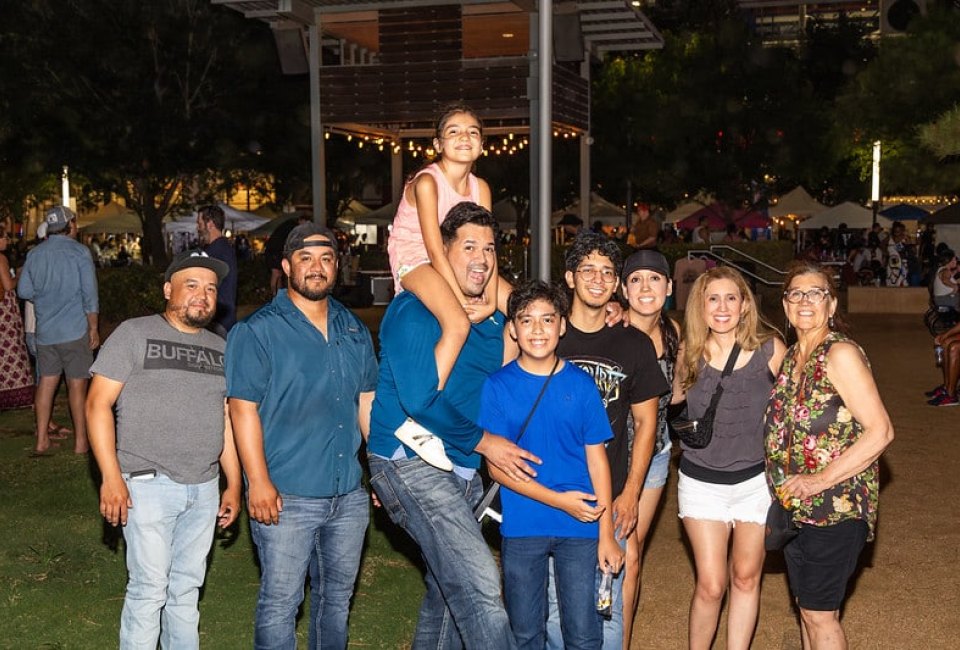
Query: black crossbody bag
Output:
[[474, 357, 560, 524], [671, 344, 741, 449]]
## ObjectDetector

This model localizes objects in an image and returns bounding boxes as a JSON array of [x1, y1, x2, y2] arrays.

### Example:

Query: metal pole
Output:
[[579, 59, 590, 225], [309, 23, 325, 224], [528, 13, 540, 279], [537, 0, 553, 282]]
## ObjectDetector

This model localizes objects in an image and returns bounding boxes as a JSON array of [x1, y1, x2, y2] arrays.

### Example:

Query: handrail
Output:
[[685, 249, 784, 287], [707, 245, 787, 277]]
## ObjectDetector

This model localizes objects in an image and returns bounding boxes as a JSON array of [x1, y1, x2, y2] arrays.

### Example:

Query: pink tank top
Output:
[[387, 163, 480, 289]]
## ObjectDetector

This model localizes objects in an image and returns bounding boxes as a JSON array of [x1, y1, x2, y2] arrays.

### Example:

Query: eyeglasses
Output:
[[783, 287, 830, 304], [576, 267, 618, 284]]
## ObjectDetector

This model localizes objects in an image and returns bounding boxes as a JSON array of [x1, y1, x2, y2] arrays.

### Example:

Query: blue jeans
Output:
[[503, 536, 601, 650], [120, 473, 219, 650], [546, 537, 625, 650], [250, 487, 368, 650], [368, 454, 515, 650]]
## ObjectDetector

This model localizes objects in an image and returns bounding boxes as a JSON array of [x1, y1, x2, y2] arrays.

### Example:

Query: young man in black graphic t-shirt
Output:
[[87, 250, 242, 649], [544, 233, 669, 650]]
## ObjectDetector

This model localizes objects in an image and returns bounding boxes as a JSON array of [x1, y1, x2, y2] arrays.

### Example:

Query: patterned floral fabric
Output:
[[764, 331, 879, 541], [0, 289, 34, 410]]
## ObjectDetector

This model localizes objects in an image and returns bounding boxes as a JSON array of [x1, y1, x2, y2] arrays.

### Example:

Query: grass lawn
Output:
[[0, 389, 426, 648]]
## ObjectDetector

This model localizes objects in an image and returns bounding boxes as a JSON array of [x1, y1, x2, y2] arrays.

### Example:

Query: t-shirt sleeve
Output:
[[225, 321, 270, 403], [629, 333, 670, 405], [477, 375, 510, 440], [89, 321, 139, 384], [581, 374, 614, 446]]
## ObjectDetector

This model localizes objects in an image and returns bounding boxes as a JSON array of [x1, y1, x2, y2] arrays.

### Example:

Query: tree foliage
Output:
[[835, 8, 960, 194], [0, 0, 309, 263], [591, 19, 830, 208]]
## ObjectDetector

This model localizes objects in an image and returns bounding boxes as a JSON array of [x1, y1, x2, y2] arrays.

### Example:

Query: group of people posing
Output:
[[84, 105, 893, 650]]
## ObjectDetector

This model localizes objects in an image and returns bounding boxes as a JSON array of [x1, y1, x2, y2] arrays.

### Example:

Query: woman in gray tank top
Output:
[[673, 267, 786, 650]]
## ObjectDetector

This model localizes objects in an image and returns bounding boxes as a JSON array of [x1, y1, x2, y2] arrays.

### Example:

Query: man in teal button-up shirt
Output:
[[226, 222, 377, 649]]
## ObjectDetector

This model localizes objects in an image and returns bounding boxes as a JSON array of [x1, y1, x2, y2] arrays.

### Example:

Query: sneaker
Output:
[[928, 393, 959, 407], [395, 419, 453, 471], [925, 385, 947, 398]]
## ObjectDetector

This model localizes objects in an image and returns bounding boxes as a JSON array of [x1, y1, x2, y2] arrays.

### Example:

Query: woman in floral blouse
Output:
[[765, 261, 894, 650]]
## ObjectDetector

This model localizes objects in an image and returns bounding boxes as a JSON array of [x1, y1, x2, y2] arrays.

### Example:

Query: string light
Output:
[[321, 129, 542, 158]]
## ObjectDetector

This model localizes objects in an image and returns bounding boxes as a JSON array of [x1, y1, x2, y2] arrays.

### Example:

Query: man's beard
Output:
[[290, 272, 333, 301], [170, 304, 215, 328]]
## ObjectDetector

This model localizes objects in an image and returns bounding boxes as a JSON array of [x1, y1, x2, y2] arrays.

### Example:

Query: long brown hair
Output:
[[405, 104, 484, 184], [680, 266, 777, 391], [781, 260, 851, 336]]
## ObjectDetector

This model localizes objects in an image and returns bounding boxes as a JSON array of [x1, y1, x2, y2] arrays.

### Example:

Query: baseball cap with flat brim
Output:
[[621, 249, 671, 282], [283, 222, 337, 257], [164, 250, 229, 285]]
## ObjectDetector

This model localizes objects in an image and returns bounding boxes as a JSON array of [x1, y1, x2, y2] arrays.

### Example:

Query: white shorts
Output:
[[677, 470, 770, 526]]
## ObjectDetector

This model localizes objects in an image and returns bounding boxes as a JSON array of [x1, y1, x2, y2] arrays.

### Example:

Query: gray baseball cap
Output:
[[44, 206, 77, 234]]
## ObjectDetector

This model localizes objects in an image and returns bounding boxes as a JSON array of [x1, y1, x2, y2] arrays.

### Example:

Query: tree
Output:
[[590, 19, 829, 209], [920, 104, 960, 158], [1, 0, 307, 264], [835, 8, 960, 195]]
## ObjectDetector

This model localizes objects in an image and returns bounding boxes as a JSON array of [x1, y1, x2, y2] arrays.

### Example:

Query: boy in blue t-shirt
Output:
[[479, 280, 624, 650]]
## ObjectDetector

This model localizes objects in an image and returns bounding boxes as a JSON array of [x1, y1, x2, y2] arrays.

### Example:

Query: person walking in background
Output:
[[0, 224, 34, 410], [765, 261, 894, 649], [481, 280, 623, 650], [18, 206, 99, 455], [619, 249, 681, 650], [227, 223, 378, 649], [196, 205, 238, 336], [264, 213, 310, 297], [86, 250, 241, 649], [693, 216, 712, 245], [673, 267, 786, 650], [630, 204, 659, 249]]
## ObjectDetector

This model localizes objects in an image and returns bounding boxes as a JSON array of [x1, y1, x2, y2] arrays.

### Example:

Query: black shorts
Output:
[[784, 518, 868, 611]]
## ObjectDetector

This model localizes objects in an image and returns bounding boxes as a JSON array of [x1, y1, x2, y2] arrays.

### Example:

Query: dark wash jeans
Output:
[[501, 536, 601, 650], [368, 454, 516, 650]]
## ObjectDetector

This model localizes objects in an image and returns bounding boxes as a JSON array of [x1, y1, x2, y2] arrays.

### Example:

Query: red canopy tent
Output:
[[675, 203, 770, 230]]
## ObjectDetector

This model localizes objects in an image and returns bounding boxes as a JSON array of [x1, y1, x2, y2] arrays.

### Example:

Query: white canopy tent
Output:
[[551, 193, 626, 227], [768, 186, 826, 218], [665, 199, 711, 224], [164, 204, 269, 235], [799, 202, 892, 230], [79, 203, 143, 234]]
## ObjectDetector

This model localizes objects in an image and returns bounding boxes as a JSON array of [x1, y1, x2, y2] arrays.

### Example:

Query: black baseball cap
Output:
[[283, 222, 337, 257], [621, 249, 671, 282], [164, 250, 229, 285]]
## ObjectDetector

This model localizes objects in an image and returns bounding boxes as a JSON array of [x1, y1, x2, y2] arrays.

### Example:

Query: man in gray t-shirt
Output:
[[87, 250, 242, 649]]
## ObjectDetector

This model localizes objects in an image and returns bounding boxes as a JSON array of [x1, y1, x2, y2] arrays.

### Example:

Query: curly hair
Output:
[[563, 232, 623, 274], [507, 280, 569, 321], [680, 266, 778, 391]]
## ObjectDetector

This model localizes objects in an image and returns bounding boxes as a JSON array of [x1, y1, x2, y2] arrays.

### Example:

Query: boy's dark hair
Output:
[[440, 201, 500, 245], [563, 231, 622, 273], [507, 280, 569, 321], [198, 205, 225, 231]]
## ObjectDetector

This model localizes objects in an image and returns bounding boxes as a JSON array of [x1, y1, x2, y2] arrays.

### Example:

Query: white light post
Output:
[[61, 165, 70, 207], [871, 140, 881, 225]]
